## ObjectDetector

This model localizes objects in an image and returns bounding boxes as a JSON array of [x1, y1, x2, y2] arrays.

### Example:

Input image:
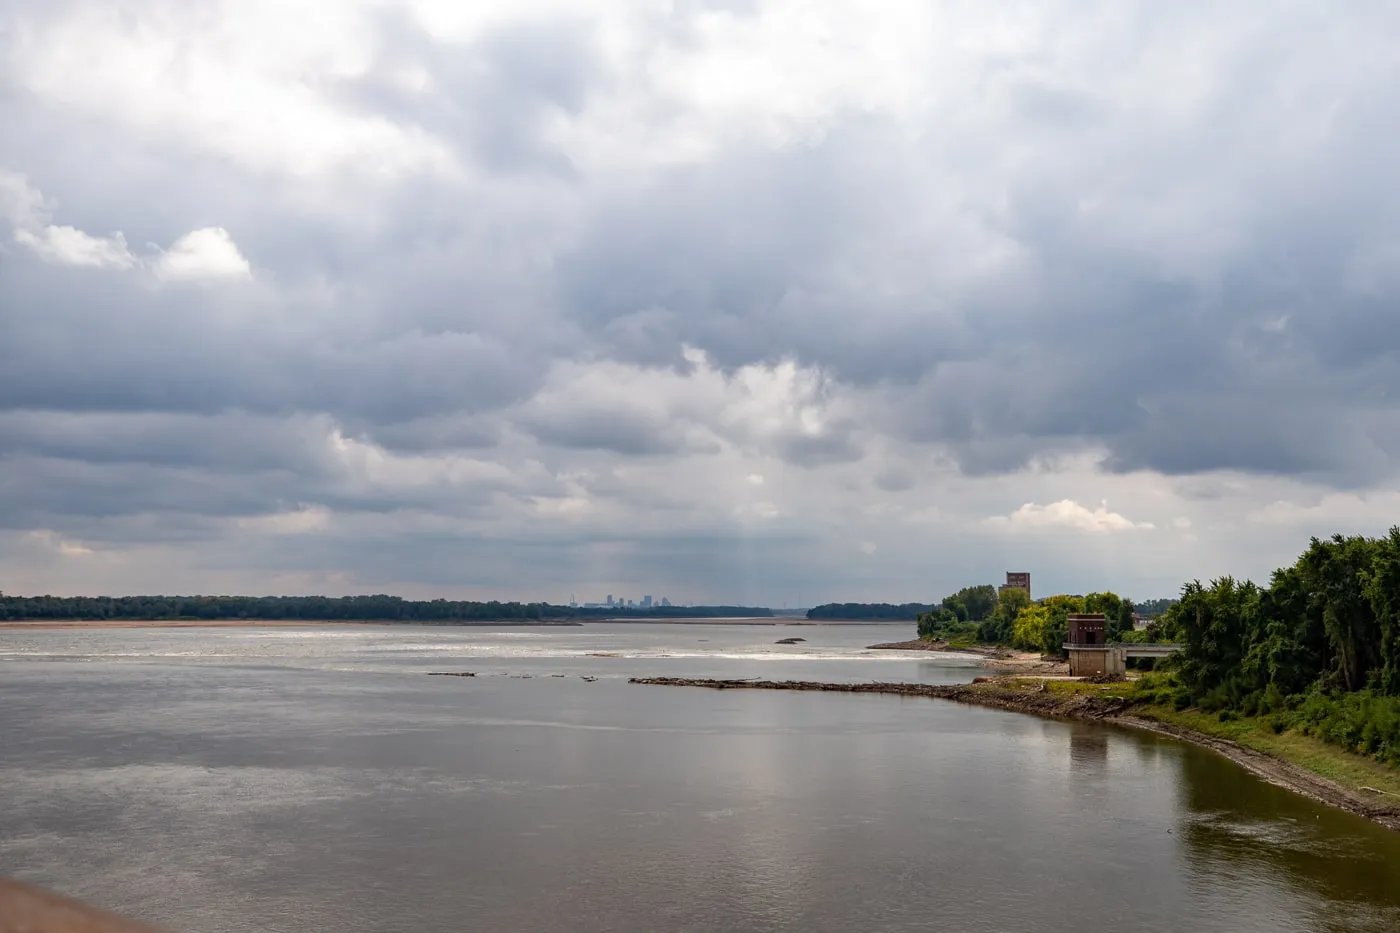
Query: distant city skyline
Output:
[[575, 594, 673, 610]]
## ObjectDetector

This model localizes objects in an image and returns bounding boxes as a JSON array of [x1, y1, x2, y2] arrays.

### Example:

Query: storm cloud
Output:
[[4, 1, 1400, 602]]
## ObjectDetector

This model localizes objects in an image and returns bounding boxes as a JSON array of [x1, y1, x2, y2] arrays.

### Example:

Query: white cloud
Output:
[[153, 227, 252, 282], [14, 225, 136, 269], [9, 1, 452, 180], [986, 499, 1156, 534], [2, 171, 136, 268], [2, 172, 248, 280]]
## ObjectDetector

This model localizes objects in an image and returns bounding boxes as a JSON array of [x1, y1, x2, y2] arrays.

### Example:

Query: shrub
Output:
[[1291, 690, 1400, 766]]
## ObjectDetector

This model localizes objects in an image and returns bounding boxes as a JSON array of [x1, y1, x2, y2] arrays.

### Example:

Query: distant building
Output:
[[660, 597, 671, 607], [642, 595, 653, 609], [999, 571, 1031, 601], [606, 595, 614, 607]]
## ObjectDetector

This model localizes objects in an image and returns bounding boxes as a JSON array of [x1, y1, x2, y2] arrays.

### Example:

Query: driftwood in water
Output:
[[427, 671, 476, 677]]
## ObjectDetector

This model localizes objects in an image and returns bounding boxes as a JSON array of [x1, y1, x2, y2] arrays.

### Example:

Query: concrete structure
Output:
[[1064, 611, 1180, 676], [999, 571, 1031, 601], [1067, 613, 1106, 646], [1065, 613, 1117, 676], [1068, 645, 1127, 678]]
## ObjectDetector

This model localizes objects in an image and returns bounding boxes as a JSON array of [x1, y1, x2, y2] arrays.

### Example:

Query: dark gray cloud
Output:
[[338, 12, 601, 177], [4, 1, 1400, 598]]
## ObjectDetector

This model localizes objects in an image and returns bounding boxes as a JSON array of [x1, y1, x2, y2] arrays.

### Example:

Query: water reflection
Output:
[[1068, 725, 1110, 772], [1175, 744, 1400, 929], [4, 626, 1400, 933]]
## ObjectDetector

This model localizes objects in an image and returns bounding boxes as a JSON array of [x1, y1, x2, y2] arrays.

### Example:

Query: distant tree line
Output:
[[805, 603, 937, 620], [1134, 597, 1178, 618], [0, 593, 772, 622]]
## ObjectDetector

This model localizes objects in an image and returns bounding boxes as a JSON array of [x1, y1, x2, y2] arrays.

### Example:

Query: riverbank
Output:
[[868, 638, 1069, 676], [629, 676, 1400, 833]]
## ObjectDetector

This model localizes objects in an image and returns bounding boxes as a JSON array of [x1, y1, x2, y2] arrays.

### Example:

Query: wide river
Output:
[[2, 622, 1398, 932]]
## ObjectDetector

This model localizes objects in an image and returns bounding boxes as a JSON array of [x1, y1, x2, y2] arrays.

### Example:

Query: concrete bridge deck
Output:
[[1118, 643, 1180, 658], [1062, 642, 1180, 656], [1062, 642, 1180, 676]]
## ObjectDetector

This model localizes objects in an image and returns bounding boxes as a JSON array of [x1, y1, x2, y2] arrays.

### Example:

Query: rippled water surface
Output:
[[2, 623, 1398, 932]]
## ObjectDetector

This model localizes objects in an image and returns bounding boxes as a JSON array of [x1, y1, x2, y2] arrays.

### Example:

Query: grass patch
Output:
[[1001, 678, 1128, 696], [1134, 703, 1400, 800], [992, 673, 1400, 800]]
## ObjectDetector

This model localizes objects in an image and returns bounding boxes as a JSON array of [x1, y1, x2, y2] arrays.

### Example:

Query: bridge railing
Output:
[[1062, 642, 1180, 649]]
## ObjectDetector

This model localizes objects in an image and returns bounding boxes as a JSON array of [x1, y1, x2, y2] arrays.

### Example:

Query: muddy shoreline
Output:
[[867, 639, 1070, 676], [629, 676, 1400, 833]]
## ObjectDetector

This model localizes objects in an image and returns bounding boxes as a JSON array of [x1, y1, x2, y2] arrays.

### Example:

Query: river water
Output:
[[1, 623, 1397, 932]]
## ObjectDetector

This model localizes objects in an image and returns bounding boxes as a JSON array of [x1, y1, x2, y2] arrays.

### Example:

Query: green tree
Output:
[[1299, 535, 1384, 692], [1037, 594, 1086, 656], [917, 607, 960, 639], [980, 587, 1029, 644], [1169, 577, 1261, 704], [1366, 528, 1400, 695], [941, 584, 997, 622], [1011, 604, 1051, 652]]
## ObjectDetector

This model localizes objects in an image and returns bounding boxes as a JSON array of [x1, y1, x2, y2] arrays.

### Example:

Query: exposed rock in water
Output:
[[775, 637, 807, 644], [427, 671, 476, 677]]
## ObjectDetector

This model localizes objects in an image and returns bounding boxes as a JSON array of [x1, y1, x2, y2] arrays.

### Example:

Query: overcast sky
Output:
[[3, 1, 1400, 605]]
